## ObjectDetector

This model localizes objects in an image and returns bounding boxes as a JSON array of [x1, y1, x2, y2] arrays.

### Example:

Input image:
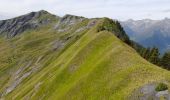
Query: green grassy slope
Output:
[[0, 15, 170, 100]]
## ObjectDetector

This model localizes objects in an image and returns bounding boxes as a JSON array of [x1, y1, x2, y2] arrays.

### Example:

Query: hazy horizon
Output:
[[0, 0, 170, 21]]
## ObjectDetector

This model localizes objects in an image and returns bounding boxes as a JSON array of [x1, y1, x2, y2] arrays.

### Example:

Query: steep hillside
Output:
[[121, 18, 170, 54], [0, 11, 170, 100]]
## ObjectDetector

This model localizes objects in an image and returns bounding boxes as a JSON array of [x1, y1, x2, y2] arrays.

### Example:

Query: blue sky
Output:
[[0, 0, 170, 20]]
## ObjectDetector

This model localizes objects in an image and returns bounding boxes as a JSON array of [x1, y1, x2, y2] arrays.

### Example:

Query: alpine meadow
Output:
[[0, 9, 170, 100]]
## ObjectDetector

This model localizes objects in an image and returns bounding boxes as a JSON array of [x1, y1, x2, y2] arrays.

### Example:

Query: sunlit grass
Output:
[[0, 17, 170, 100]]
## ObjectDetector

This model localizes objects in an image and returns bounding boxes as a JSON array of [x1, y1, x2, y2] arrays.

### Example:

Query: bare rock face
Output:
[[0, 10, 58, 38], [55, 14, 86, 32], [60, 14, 85, 26], [129, 83, 170, 100]]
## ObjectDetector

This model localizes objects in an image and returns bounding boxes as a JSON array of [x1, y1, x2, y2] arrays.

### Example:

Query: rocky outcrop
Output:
[[0, 10, 58, 38], [55, 14, 86, 32], [129, 83, 170, 100]]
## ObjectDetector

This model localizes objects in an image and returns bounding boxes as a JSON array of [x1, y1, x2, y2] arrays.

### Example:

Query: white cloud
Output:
[[0, 0, 170, 20]]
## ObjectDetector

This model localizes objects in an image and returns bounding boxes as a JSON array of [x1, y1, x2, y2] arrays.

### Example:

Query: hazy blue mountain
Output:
[[121, 18, 170, 54]]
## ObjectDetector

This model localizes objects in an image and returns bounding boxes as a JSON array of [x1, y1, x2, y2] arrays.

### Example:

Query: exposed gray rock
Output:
[[50, 39, 67, 52], [87, 19, 97, 28], [55, 14, 86, 32], [3, 61, 32, 96], [156, 90, 170, 99], [74, 19, 98, 33], [5, 71, 32, 95], [34, 82, 42, 92], [1, 57, 43, 97], [75, 26, 87, 33], [0, 10, 57, 38], [60, 14, 85, 26], [140, 84, 156, 99], [129, 83, 170, 100]]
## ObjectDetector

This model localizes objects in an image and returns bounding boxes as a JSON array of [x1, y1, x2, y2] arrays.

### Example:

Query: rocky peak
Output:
[[62, 14, 85, 20], [55, 14, 86, 32], [60, 14, 85, 25], [0, 10, 57, 38]]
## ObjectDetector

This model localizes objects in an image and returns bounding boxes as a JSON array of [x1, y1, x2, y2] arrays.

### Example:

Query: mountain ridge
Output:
[[0, 10, 131, 45], [0, 10, 58, 38], [0, 10, 170, 99]]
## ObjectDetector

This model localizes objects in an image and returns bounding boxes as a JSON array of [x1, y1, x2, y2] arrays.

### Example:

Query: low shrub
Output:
[[155, 83, 168, 91]]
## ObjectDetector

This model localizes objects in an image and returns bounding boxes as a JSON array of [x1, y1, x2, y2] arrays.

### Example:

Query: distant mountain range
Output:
[[121, 18, 170, 54]]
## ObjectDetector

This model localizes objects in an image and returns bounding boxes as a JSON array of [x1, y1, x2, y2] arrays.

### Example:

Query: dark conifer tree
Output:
[[149, 47, 160, 64], [161, 52, 170, 69], [144, 47, 151, 60]]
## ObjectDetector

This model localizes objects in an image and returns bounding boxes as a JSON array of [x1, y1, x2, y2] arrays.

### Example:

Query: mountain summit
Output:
[[0, 11, 170, 99], [0, 10, 58, 37]]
